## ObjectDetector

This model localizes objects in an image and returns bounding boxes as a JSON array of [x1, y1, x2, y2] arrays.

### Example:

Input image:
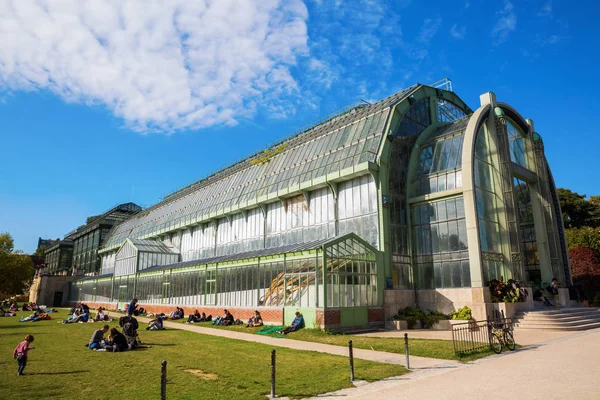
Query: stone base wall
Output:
[[70, 302, 284, 325], [416, 287, 491, 321], [29, 275, 76, 307], [383, 290, 416, 320]]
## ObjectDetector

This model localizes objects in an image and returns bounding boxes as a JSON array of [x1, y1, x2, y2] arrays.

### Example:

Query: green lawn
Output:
[[0, 310, 407, 400], [169, 318, 504, 361]]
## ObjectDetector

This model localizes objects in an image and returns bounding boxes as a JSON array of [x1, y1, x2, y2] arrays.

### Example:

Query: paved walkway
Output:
[[115, 312, 455, 370], [311, 328, 600, 399]]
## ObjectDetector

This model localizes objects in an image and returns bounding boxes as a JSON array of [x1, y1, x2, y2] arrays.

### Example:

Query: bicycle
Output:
[[488, 321, 516, 354]]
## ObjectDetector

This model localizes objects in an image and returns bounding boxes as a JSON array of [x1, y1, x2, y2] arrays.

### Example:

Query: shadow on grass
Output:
[[141, 343, 177, 347], [0, 325, 35, 329], [31, 370, 90, 375]]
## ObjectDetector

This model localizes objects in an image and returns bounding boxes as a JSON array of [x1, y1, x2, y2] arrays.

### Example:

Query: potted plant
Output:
[[397, 307, 423, 329], [422, 310, 451, 330]]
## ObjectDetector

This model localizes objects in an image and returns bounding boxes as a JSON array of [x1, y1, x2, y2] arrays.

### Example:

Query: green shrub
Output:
[[593, 292, 600, 305], [421, 310, 449, 328], [450, 306, 473, 320], [396, 307, 449, 329], [397, 306, 422, 329]]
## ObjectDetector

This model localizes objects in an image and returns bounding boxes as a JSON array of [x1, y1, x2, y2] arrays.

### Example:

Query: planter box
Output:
[[431, 320, 452, 330], [489, 302, 522, 319], [385, 320, 408, 330]]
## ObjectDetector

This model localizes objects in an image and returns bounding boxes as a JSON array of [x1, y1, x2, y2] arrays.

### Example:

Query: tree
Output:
[[569, 246, 600, 302], [565, 226, 600, 254], [558, 188, 600, 228], [0, 233, 35, 298], [33, 245, 47, 258]]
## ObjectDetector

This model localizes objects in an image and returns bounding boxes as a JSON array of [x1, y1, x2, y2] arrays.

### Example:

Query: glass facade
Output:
[[411, 197, 470, 289], [72, 234, 378, 309], [437, 99, 468, 123], [473, 125, 507, 282], [325, 236, 378, 307], [388, 98, 432, 289], [513, 177, 540, 281], [412, 131, 464, 197], [45, 243, 73, 274], [506, 119, 529, 168]]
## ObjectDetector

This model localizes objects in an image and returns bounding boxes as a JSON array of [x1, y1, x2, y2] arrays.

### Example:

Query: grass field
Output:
[[168, 318, 503, 361], [0, 310, 407, 400]]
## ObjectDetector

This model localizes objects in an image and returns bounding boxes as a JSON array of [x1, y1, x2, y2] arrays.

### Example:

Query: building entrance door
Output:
[[53, 291, 63, 307]]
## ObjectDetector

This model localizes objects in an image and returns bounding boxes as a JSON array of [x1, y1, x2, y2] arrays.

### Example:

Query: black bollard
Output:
[[161, 360, 167, 400], [348, 340, 355, 382], [271, 350, 276, 398], [404, 333, 410, 370]]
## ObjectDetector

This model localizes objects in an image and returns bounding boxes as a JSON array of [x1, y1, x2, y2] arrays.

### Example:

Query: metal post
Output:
[[404, 333, 410, 370], [271, 350, 276, 398], [348, 340, 355, 381], [161, 360, 167, 400]]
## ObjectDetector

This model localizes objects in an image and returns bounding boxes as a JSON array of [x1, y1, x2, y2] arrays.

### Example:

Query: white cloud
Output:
[[419, 17, 442, 45], [538, 1, 552, 18], [0, 0, 309, 133], [536, 34, 568, 46], [492, 1, 517, 45], [450, 24, 466, 39]]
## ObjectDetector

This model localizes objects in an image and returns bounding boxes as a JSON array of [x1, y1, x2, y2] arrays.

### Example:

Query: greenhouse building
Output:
[[69, 81, 571, 329]]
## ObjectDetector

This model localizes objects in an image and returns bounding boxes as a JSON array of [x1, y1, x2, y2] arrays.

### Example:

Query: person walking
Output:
[[13, 335, 35, 376]]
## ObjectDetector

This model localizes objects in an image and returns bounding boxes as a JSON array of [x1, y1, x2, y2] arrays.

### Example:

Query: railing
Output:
[[451, 316, 513, 356], [430, 77, 453, 92]]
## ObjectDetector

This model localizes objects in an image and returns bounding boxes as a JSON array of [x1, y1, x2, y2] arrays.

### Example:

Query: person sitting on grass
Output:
[[62, 309, 81, 324], [213, 309, 235, 326], [279, 312, 304, 335], [246, 310, 263, 328], [147, 315, 166, 331], [168, 307, 184, 320], [88, 325, 109, 350], [96, 328, 129, 352], [73, 308, 90, 323], [186, 309, 202, 324], [93, 307, 111, 322]]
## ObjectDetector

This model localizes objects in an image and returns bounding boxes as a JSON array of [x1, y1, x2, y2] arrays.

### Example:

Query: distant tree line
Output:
[[558, 189, 600, 303], [0, 233, 34, 299]]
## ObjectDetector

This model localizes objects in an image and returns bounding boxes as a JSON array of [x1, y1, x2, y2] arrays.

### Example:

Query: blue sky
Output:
[[0, 0, 598, 253]]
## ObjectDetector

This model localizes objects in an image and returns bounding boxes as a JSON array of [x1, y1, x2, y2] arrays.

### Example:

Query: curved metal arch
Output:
[[460, 104, 492, 287], [497, 102, 530, 135]]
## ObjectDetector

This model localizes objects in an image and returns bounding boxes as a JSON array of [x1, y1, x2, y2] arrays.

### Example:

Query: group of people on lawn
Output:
[[12, 298, 305, 375], [62, 303, 113, 324]]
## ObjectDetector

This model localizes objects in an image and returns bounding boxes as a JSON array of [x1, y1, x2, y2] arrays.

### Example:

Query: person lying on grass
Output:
[[213, 309, 235, 326], [278, 312, 304, 335], [88, 325, 110, 350], [19, 311, 51, 322], [246, 310, 263, 328]]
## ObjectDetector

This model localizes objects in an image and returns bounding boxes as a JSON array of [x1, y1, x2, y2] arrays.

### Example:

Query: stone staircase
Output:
[[513, 307, 600, 330]]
